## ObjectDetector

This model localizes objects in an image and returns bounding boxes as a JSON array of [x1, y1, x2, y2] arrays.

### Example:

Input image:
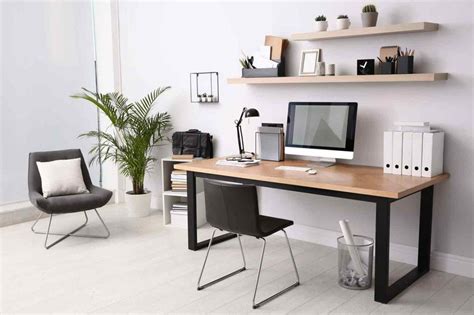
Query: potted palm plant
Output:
[[72, 87, 172, 217]]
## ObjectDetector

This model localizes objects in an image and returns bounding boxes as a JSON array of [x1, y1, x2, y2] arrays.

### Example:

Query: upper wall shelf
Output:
[[227, 73, 448, 85], [291, 22, 439, 41]]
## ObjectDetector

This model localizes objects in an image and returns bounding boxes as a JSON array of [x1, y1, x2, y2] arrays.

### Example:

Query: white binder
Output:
[[422, 131, 444, 177], [402, 132, 413, 176], [383, 131, 393, 174], [412, 132, 423, 177], [392, 131, 403, 175]]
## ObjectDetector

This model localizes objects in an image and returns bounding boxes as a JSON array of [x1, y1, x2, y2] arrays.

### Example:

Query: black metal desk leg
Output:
[[187, 171, 198, 250], [418, 186, 434, 272], [187, 172, 237, 251], [374, 186, 435, 303], [374, 199, 391, 303]]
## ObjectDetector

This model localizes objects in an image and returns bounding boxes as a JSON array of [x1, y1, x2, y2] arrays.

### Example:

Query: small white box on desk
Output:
[[412, 132, 423, 177], [392, 131, 403, 175], [422, 131, 444, 177], [402, 132, 413, 176], [383, 131, 393, 174]]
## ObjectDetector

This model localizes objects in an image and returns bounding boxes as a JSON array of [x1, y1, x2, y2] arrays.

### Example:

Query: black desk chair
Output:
[[198, 180, 300, 309], [28, 149, 112, 249]]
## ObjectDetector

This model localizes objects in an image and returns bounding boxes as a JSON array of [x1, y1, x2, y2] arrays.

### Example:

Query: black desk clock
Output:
[[357, 59, 375, 75]]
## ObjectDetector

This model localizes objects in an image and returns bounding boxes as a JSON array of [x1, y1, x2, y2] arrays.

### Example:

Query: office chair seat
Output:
[[198, 180, 300, 309], [257, 215, 293, 238], [31, 185, 112, 214]]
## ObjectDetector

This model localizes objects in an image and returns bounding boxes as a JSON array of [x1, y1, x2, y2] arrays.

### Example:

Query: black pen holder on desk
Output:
[[380, 62, 396, 75], [242, 59, 285, 78], [398, 56, 414, 74]]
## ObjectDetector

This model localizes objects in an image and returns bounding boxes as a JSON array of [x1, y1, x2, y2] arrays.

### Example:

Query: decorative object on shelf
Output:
[[380, 46, 399, 63], [190, 72, 219, 103], [315, 15, 328, 32], [229, 107, 260, 160], [357, 59, 375, 75], [241, 37, 288, 78], [326, 63, 336, 76], [336, 15, 351, 30], [72, 87, 172, 218], [316, 61, 326, 76], [378, 56, 396, 75], [299, 49, 321, 76], [398, 48, 415, 74], [361, 4, 378, 27]]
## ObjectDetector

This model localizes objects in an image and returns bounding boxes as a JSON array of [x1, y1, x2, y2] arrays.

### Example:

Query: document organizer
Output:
[[255, 125, 285, 161]]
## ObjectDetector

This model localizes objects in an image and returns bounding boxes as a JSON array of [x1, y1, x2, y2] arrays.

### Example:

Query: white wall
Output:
[[116, 0, 473, 262], [0, 0, 99, 204]]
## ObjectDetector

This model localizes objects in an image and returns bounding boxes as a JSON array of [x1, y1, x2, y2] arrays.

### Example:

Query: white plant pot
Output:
[[125, 191, 151, 217], [315, 20, 328, 32], [336, 18, 351, 30]]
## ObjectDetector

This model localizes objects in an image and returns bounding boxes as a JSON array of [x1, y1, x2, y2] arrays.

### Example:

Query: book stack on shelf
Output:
[[170, 202, 188, 227], [171, 169, 187, 192]]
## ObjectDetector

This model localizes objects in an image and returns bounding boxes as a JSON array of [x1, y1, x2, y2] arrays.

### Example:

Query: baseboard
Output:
[[281, 224, 474, 278], [0, 202, 38, 227]]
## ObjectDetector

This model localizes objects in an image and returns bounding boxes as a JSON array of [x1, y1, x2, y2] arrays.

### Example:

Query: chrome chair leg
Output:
[[31, 209, 110, 249], [197, 229, 247, 290], [252, 230, 300, 309]]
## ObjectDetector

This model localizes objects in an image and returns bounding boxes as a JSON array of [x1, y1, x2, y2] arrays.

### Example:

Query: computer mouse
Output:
[[307, 169, 318, 175]]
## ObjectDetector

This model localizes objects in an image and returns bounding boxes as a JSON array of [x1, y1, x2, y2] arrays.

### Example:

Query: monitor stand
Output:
[[307, 157, 336, 169]]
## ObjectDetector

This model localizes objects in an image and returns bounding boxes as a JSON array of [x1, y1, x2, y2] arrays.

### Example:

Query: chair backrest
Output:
[[203, 179, 260, 236], [28, 149, 93, 196]]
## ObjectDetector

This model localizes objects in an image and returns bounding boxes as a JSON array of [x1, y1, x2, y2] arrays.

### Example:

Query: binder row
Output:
[[383, 131, 444, 177]]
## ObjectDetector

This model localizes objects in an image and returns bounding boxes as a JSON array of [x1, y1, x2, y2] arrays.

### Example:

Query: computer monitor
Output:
[[285, 102, 358, 165]]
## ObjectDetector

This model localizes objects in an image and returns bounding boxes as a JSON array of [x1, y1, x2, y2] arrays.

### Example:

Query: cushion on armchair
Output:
[[36, 158, 89, 198]]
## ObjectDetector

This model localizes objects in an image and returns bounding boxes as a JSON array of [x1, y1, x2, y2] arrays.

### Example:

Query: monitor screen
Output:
[[286, 102, 357, 153]]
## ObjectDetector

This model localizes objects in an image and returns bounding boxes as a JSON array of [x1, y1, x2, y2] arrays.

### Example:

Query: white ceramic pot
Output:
[[125, 191, 151, 217], [361, 12, 378, 27], [316, 62, 326, 76], [336, 18, 351, 30], [315, 20, 328, 32]]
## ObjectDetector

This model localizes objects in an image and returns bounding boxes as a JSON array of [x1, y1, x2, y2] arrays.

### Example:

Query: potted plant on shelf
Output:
[[336, 15, 351, 30], [361, 4, 378, 27], [315, 15, 328, 32], [72, 87, 172, 217]]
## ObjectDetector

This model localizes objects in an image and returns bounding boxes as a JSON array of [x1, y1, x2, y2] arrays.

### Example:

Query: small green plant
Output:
[[362, 4, 377, 13], [337, 15, 349, 19], [315, 15, 327, 21]]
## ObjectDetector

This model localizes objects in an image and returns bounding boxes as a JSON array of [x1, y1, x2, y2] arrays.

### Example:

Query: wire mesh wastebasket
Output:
[[337, 235, 374, 290]]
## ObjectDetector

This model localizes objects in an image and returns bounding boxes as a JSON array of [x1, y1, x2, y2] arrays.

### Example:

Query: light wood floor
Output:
[[1, 204, 472, 314]]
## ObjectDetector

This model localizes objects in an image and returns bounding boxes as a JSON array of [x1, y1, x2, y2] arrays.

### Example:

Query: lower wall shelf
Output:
[[227, 73, 448, 85]]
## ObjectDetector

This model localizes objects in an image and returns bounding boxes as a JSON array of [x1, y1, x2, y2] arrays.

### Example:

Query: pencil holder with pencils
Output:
[[398, 48, 415, 74]]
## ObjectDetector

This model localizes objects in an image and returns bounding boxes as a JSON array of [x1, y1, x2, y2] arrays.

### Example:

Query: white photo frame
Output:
[[299, 49, 321, 76]]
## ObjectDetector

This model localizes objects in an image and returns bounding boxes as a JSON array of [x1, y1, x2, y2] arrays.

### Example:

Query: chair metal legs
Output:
[[252, 229, 300, 309], [197, 229, 247, 290], [31, 209, 110, 249], [196, 228, 300, 309]]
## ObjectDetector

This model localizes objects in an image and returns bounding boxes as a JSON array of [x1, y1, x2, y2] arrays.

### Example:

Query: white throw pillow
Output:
[[36, 158, 89, 198]]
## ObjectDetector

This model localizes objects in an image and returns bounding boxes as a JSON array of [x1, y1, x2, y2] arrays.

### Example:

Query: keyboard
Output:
[[275, 166, 311, 172]]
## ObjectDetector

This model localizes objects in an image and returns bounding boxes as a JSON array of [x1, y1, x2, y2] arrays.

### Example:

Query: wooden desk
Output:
[[175, 158, 449, 304]]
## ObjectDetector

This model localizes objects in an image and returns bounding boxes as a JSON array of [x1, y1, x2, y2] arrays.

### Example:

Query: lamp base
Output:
[[226, 153, 255, 162]]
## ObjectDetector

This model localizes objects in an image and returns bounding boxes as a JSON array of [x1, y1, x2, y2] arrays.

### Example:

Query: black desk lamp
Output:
[[232, 107, 259, 160]]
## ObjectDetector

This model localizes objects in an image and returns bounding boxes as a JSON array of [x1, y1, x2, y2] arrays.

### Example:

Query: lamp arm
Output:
[[235, 107, 247, 127]]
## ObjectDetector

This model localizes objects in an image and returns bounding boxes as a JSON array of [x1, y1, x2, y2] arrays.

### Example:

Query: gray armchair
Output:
[[28, 149, 112, 249]]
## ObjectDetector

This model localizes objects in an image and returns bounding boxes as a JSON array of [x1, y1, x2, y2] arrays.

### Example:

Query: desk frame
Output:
[[186, 171, 433, 304]]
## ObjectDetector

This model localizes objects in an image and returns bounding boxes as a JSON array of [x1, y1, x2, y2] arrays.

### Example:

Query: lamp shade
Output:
[[244, 108, 260, 118]]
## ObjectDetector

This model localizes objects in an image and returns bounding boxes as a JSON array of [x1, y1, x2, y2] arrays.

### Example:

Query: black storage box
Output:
[[380, 62, 396, 75]]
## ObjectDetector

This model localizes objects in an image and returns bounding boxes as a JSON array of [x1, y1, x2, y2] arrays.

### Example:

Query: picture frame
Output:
[[299, 49, 321, 76]]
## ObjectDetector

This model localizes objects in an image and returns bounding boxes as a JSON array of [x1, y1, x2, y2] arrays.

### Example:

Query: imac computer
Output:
[[285, 102, 358, 167]]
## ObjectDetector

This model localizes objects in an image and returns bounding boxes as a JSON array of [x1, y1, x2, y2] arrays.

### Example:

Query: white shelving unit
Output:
[[161, 157, 205, 227]]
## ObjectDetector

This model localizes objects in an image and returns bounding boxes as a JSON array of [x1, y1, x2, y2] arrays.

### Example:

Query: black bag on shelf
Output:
[[172, 129, 213, 158]]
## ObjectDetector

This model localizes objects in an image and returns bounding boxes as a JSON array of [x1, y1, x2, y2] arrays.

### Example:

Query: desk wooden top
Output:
[[175, 158, 449, 199]]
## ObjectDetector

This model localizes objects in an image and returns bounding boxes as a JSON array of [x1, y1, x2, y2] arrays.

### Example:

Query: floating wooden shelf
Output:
[[291, 22, 439, 41], [227, 73, 448, 85]]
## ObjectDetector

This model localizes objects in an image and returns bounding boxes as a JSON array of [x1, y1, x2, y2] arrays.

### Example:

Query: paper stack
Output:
[[171, 169, 187, 191]]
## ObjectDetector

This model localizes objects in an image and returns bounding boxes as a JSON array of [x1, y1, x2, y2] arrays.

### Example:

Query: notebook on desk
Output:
[[216, 159, 260, 168]]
